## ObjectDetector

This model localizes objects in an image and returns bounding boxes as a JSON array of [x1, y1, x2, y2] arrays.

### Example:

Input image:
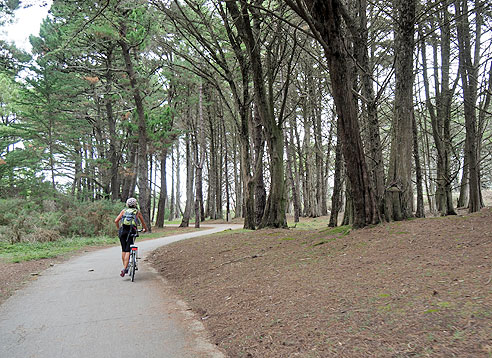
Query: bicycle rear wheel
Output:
[[130, 252, 136, 282]]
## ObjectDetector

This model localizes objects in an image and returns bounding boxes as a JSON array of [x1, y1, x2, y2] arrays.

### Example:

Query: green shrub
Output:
[[0, 196, 122, 242]]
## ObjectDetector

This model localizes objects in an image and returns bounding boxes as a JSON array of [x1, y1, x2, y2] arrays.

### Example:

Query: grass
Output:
[[0, 236, 116, 263], [0, 225, 209, 263], [319, 225, 352, 236]]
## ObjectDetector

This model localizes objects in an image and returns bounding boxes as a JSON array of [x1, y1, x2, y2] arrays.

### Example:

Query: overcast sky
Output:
[[0, 0, 52, 52]]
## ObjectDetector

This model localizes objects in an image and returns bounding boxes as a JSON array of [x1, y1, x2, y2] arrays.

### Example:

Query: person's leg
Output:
[[123, 252, 130, 269]]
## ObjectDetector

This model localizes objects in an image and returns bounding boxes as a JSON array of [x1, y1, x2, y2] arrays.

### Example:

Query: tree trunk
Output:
[[222, 119, 231, 222], [420, 8, 457, 216], [180, 133, 194, 227], [175, 140, 182, 218], [226, 0, 287, 229], [342, 181, 354, 226], [285, 126, 300, 223], [118, 22, 151, 230], [233, 134, 243, 218], [104, 48, 120, 201], [413, 115, 425, 218], [252, 105, 266, 226], [290, 0, 379, 228], [455, 0, 481, 213], [385, 0, 416, 221], [155, 149, 168, 228], [355, 0, 385, 215], [168, 144, 175, 221], [329, 138, 343, 227]]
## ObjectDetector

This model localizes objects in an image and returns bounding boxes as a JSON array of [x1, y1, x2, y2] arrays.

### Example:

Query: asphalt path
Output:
[[0, 224, 242, 358]]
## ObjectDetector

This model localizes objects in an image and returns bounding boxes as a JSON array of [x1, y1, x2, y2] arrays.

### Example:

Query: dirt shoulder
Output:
[[0, 226, 203, 306], [149, 210, 492, 357]]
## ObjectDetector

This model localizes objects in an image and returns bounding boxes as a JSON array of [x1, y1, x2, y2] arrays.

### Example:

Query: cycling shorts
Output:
[[119, 225, 136, 252]]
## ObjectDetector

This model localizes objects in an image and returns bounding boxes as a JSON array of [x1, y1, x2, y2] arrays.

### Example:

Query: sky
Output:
[[0, 0, 52, 52]]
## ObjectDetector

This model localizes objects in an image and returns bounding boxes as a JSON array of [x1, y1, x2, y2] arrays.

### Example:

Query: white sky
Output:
[[0, 0, 52, 52]]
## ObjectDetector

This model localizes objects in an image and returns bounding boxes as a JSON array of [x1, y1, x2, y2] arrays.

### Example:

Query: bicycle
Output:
[[126, 228, 142, 282]]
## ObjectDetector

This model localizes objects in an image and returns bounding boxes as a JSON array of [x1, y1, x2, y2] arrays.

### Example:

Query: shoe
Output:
[[125, 268, 129, 274], [120, 269, 125, 277]]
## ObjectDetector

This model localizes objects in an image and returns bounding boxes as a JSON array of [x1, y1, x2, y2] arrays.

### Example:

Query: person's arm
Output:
[[114, 210, 124, 230], [137, 211, 148, 232]]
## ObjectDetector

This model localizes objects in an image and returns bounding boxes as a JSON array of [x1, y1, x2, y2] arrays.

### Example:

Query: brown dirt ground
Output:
[[0, 226, 202, 306], [149, 210, 492, 358]]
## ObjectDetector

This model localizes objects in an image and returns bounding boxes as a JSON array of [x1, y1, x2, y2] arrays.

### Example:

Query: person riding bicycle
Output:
[[114, 197, 148, 277]]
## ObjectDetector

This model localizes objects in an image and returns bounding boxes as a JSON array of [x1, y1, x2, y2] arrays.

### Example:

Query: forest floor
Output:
[[149, 209, 492, 358], [0, 226, 202, 306]]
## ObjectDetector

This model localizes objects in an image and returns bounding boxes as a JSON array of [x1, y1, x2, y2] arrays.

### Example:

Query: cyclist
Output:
[[114, 197, 148, 277]]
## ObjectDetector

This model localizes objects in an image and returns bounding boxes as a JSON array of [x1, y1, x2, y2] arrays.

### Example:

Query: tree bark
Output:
[[252, 105, 266, 226], [329, 137, 343, 227], [355, 0, 385, 216], [155, 149, 168, 228], [180, 133, 194, 227], [104, 47, 120, 201], [420, 14, 457, 216], [226, 0, 287, 228], [413, 115, 425, 218], [118, 21, 151, 230], [289, 0, 379, 228], [168, 144, 176, 221], [455, 0, 481, 213], [285, 126, 300, 223], [385, 0, 416, 221]]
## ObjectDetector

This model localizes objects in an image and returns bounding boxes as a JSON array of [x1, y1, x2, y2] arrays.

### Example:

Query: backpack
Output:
[[122, 208, 139, 226]]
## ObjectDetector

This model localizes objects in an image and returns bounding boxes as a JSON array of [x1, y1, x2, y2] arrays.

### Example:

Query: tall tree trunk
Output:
[[216, 103, 224, 219], [413, 115, 425, 218], [194, 82, 206, 228], [329, 137, 343, 227], [104, 48, 120, 201], [420, 16, 457, 216], [168, 144, 176, 221], [455, 0, 481, 213], [222, 119, 231, 222], [208, 114, 217, 220], [253, 105, 266, 226], [233, 134, 243, 219], [156, 149, 168, 228], [226, 0, 287, 228], [289, 0, 379, 228], [285, 126, 300, 223], [355, 0, 385, 215], [385, 0, 416, 221], [175, 140, 182, 218], [118, 22, 150, 230], [180, 133, 194, 227]]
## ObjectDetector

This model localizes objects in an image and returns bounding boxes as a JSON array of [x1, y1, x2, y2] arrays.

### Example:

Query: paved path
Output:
[[0, 224, 242, 358]]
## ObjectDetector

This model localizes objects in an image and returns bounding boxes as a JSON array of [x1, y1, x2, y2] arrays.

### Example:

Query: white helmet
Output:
[[126, 197, 138, 208]]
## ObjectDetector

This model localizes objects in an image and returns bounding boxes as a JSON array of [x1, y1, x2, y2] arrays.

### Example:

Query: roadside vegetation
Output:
[[0, 195, 193, 263], [0, 195, 121, 262]]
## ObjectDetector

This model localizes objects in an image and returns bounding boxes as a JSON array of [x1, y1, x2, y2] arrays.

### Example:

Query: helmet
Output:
[[126, 197, 138, 208]]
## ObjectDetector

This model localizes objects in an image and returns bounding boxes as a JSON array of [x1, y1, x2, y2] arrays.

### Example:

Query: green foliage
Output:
[[0, 196, 122, 244]]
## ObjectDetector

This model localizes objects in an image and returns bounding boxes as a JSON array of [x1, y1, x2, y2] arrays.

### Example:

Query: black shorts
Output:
[[119, 225, 136, 252]]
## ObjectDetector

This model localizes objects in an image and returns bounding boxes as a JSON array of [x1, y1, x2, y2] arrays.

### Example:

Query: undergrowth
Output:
[[0, 196, 122, 244]]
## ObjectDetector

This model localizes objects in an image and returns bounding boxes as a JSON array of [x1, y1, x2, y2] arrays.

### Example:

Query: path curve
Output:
[[0, 224, 242, 358]]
